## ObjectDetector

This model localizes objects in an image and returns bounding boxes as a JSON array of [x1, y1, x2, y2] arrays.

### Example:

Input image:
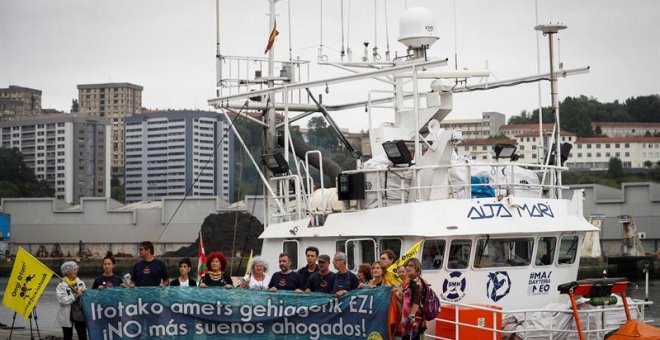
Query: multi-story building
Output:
[[499, 123, 554, 138], [440, 112, 506, 139], [592, 122, 660, 137], [456, 137, 517, 161], [513, 130, 576, 163], [0, 114, 111, 203], [124, 110, 234, 203], [77, 82, 143, 177], [567, 137, 660, 170], [0, 86, 42, 121]]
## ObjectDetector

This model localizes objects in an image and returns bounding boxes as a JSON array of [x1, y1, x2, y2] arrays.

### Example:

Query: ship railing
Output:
[[338, 161, 568, 210], [267, 174, 308, 223], [216, 55, 311, 105], [427, 299, 653, 340]]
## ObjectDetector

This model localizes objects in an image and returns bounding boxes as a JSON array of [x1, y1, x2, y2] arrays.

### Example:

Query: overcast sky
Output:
[[1, 0, 659, 132]]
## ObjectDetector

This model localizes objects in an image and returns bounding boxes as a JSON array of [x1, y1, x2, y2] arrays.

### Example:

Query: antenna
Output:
[[453, 0, 458, 70], [535, 23, 567, 198], [534, 0, 543, 165], [340, 0, 345, 61], [216, 0, 222, 97]]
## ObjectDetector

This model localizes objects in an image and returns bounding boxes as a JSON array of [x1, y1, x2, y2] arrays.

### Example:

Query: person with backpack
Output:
[[397, 258, 426, 340]]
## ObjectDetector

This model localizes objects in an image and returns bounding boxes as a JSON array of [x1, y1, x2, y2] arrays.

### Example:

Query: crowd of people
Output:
[[56, 242, 430, 340]]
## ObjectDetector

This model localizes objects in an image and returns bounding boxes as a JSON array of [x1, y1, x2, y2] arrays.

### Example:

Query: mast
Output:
[[536, 23, 566, 198], [265, 0, 277, 154]]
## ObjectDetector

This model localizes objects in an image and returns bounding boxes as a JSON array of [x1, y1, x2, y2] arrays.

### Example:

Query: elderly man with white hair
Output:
[[56, 261, 88, 340], [332, 252, 359, 298]]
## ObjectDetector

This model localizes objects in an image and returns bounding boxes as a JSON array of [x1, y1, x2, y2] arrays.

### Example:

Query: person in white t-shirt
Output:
[[170, 258, 197, 287], [239, 256, 271, 291]]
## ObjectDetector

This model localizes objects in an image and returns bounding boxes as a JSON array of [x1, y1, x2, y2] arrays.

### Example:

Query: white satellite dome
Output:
[[398, 7, 439, 48]]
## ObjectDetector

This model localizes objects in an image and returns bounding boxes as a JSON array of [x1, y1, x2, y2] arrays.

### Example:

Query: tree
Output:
[[71, 99, 79, 113], [110, 176, 125, 203], [593, 125, 603, 136], [306, 116, 339, 153], [607, 157, 624, 178], [0, 147, 54, 199], [644, 160, 653, 168]]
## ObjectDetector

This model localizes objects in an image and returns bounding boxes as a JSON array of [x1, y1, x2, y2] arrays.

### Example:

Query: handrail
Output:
[[428, 299, 653, 340]]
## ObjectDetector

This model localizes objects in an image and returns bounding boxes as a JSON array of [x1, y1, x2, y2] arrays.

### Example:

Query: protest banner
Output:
[[2, 247, 53, 319], [82, 286, 390, 339]]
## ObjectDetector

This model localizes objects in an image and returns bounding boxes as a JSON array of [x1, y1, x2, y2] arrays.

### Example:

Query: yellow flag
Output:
[[243, 249, 254, 280], [2, 247, 53, 319], [386, 240, 423, 285]]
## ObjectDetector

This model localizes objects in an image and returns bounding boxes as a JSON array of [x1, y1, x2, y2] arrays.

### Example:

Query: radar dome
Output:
[[398, 7, 439, 48]]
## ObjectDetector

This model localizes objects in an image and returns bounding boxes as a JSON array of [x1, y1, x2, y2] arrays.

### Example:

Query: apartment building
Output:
[[77, 82, 143, 177], [499, 123, 555, 138], [0, 114, 111, 203], [124, 110, 234, 203], [456, 137, 517, 161], [0, 86, 42, 121], [592, 122, 660, 137], [568, 137, 660, 170], [440, 112, 506, 139]]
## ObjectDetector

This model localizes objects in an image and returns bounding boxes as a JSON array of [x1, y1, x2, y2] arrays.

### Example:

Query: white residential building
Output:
[[592, 122, 660, 137], [440, 112, 506, 139], [456, 138, 517, 161], [0, 114, 111, 203], [568, 137, 660, 170], [124, 110, 234, 203]]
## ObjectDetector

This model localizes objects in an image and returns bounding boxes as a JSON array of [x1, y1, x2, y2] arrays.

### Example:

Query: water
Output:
[[0, 278, 657, 333]]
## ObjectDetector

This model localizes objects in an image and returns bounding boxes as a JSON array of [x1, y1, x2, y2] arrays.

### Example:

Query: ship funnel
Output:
[[398, 7, 439, 54]]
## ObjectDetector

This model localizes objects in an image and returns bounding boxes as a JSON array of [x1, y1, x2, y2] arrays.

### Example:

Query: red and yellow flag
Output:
[[2, 247, 53, 319], [264, 20, 279, 54]]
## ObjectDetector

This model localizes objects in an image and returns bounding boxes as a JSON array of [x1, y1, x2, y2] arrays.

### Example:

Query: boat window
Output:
[[558, 236, 579, 265], [535, 237, 557, 266], [448, 239, 471, 270], [336, 240, 355, 270], [282, 240, 299, 270], [379, 238, 402, 259], [343, 239, 376, 271], [421, 239, 446, 270], [474, 238, 533, 268]]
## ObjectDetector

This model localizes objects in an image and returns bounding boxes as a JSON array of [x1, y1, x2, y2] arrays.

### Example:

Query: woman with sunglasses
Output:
[[396, 258, 426, 340]]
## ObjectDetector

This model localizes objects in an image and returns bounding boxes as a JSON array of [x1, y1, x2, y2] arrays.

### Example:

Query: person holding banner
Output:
[[297, 246, 319, 289], [367, 261, 390, 288], [305, 254, 335, 294], [239, 256, 271, 290], [332, 252, 359, 298], [56, 261, 87, 340], [397, 258, 426, 340], [92, 254, 125, 289], [200, 251, 233, 288], [130, 241, 169, 287], [170, 258, 197, 287], [268, 253, 302, 292]]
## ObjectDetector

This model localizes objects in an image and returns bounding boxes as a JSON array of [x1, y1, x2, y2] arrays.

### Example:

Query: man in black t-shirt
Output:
[[297, 246, 319, 289], [268, 253, 302, 292], [130, 241, 169, 287], [305, 254, 335, 294]]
